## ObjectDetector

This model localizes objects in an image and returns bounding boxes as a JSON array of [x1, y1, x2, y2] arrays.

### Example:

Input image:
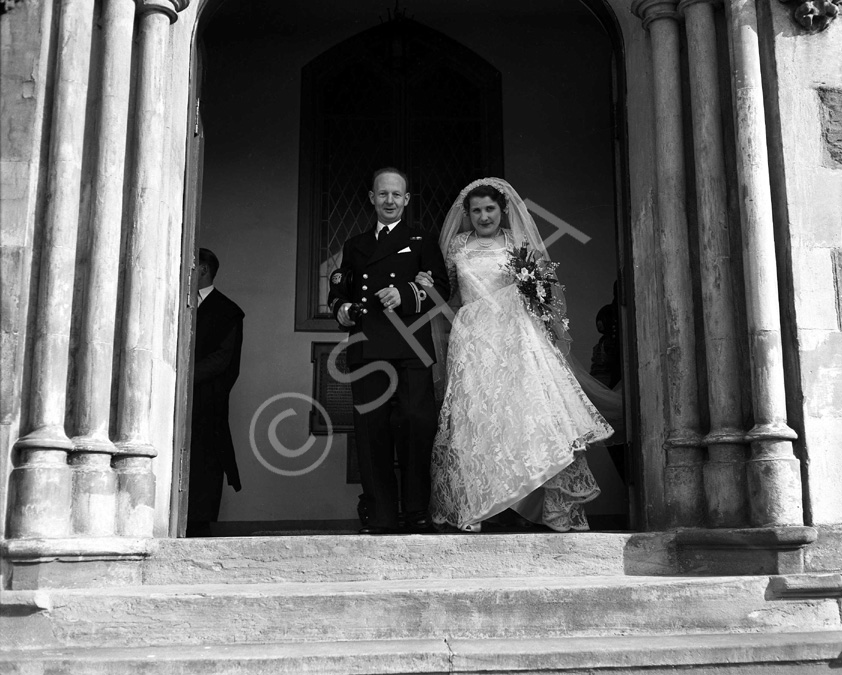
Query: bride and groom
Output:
[[329, 168, 618, 535]]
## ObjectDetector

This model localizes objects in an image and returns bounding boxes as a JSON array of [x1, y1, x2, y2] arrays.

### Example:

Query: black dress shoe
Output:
[[404, 514, 435, 534], [358, 526, 395, 535]]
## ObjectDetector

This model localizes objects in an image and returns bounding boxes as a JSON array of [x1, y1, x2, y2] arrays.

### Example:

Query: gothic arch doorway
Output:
[[174, 0, 635, 536], [295, 16, 504, 329]]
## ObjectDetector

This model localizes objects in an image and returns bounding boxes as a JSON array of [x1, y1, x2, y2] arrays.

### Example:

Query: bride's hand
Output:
[[415, 270, 433, 288]]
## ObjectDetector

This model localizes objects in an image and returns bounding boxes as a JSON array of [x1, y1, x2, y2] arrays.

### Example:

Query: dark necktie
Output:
[[378, 227, 390, 241]]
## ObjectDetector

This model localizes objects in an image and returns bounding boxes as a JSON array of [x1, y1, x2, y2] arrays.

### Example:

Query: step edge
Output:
[[1, 631, 840, 667], [1, 574, 776, 601]]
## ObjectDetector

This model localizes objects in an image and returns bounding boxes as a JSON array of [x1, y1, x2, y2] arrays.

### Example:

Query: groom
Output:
[[330, 168, 450, 534]]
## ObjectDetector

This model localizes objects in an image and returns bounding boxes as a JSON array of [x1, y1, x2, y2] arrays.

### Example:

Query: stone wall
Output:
[[764, 1, 842, 524], [0, 0, 53, 541]]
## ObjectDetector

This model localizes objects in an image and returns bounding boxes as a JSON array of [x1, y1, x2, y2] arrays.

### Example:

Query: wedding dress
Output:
[[429, 180, 617, 533]]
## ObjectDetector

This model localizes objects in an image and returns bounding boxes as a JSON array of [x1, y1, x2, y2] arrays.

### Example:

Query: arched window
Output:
[[294, 16, 504, 330]]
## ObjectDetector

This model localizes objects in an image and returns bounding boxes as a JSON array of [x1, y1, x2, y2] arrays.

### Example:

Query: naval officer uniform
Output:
[[329, 219, 450, 531]]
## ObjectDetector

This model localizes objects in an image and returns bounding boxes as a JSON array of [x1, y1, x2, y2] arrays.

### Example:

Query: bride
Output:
[[422, 178, 620, 533]]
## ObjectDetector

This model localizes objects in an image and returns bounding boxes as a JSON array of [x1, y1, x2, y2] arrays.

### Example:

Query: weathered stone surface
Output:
[[449, 631, 842, 673], [676, 526, 817, 575], [2, 631, 842, 674], [771, 0, 842, 526], [144, 533, 677, 586], [632, 0, 704, 530], [1, 537, 151, 590], [805, 524, 842, 572], [1, 575, 839, 650], [818, 88, 842, 168], [768, 572, 842, 598]]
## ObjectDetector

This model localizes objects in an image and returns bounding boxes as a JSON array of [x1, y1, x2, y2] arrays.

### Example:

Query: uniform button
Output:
[[361, 285, 368, 290], [361, 297, 367, 303], [362, 309, 368, 314], [362, 273, 369, 279], [389, 273, 396, 278], [388, 284, 394, 288]]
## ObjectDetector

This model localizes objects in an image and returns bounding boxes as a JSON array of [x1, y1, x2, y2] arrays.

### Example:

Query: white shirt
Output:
[[376, 219, 400, 238], [198, 284, 215, 306]]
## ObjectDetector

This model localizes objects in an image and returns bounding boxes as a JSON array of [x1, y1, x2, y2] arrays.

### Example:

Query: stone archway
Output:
[[171, 0, 813, 544], [1, 0, 815, 584], [177, 0, 637, 534]]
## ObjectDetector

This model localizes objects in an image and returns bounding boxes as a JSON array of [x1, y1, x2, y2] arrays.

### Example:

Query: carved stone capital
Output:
[[135, 0, 189, 23], [779, 0, 840, 32], [677, 0, 722, 13], [632, 0, 682, 29]]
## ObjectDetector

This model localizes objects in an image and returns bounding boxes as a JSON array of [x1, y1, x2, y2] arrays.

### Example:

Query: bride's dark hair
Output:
[[462, 184, 507, 213]]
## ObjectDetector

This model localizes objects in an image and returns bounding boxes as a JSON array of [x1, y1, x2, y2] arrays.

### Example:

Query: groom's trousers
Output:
[[350, 359, 437, 529]]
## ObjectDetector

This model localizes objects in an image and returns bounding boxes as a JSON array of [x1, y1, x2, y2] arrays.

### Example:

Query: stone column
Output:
[[70, 0, 137, 537], [632, 0, 705, 527], [680, 0, 748, 527], [725, 0, 803, 526], [8, 0, 96, 539], [113, 0, 187, 537]]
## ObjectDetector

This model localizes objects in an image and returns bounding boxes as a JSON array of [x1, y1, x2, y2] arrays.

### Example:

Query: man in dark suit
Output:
[[187, 248, 244, 537], [329, 168, 450, 534]]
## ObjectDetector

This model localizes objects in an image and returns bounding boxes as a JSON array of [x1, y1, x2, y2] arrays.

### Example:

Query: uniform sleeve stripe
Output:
[[409, 282, 421, 313]]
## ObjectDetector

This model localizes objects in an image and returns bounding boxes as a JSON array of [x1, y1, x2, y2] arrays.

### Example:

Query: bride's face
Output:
[[468, 196, 502, 237]]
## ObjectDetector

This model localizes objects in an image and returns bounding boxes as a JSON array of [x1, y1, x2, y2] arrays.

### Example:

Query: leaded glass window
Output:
[[295, 17, 503, 330]]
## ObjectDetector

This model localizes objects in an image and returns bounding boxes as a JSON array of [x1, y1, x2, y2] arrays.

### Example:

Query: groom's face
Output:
[[369, 172, 409, 225]]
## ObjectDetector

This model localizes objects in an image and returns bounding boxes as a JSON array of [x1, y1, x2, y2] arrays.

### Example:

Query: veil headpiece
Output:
[[441, 178, 554, 262]]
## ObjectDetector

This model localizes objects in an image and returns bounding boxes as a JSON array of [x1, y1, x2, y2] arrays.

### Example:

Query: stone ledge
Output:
[[768, 573, 842, 598], [1, 631, 840, 674], [2, 575, 838, 650], [675, 526, 818, 575], [2, 537, 153, 560], [144, 532, 678, 586], [2, 538, 154, 590]]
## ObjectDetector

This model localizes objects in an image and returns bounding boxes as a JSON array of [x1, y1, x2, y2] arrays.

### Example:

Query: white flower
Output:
[[516, 268, 535, 282]]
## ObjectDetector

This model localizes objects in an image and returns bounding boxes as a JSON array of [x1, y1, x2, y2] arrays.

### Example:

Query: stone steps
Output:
[[2, 631, 841, 674], [3, 574, 840, 650], [143, 532, 676, 585]]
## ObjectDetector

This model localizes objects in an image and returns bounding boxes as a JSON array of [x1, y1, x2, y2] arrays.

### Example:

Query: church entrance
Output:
[[173, 0, 634, 536]]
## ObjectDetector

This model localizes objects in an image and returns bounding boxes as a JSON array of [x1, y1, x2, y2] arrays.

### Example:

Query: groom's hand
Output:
[[376, 287, 401, 312], [337, 303, 356, 327]]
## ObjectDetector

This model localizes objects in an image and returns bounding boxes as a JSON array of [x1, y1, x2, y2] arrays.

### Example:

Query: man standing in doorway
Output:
[[330, 168, 450, 534], [187, 247, 244, 537]]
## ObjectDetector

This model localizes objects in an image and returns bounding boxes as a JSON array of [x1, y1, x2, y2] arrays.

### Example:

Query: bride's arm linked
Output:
[[445, 236, 463, 313], [394, 232, 450, 316]]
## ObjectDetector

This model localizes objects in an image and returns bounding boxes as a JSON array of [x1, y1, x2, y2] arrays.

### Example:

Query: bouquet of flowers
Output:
[[503, 240, 569, 342]]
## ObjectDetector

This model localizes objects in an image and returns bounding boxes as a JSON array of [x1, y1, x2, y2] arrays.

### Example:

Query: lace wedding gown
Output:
[[430, 231, 614, 532]]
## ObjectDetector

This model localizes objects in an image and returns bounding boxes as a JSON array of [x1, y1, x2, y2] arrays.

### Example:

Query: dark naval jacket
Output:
[[329, 221, 450, 365]]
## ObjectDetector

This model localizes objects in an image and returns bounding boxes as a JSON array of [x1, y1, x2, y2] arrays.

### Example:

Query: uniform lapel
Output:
[[354, 227, 377, 260], [366, 222, 410, 265]]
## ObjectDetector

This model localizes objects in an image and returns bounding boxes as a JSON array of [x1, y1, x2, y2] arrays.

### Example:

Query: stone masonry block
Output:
[[818, 88, 842, 168]]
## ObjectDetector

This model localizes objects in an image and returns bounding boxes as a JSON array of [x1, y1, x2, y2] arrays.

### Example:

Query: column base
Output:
[[675, 526, 817, 575], [1, 537, 153, 590], [703, 442, 748, 527], [664, 445, 706, 528]]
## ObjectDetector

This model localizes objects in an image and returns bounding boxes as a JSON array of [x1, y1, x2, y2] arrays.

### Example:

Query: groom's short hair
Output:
[[372, 167, 409, 193]]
